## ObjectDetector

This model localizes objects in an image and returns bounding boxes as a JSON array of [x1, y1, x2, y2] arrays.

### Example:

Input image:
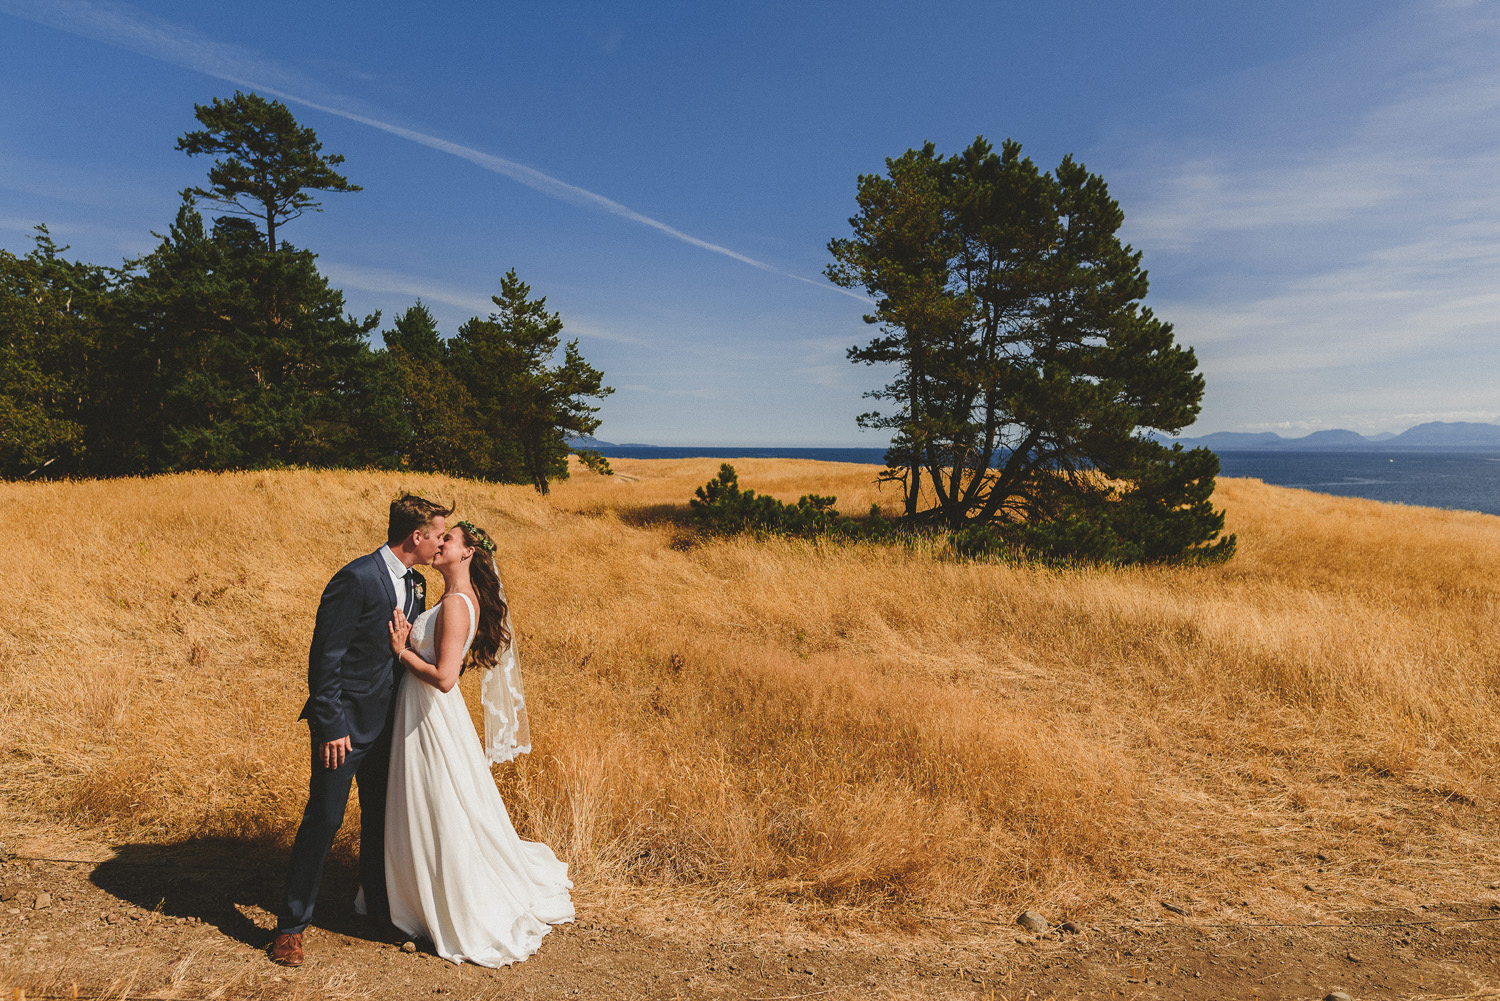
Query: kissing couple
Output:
[[271, 493, 573, 967]]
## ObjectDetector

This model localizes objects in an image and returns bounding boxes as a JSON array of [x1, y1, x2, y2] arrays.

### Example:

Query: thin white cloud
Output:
[[317, 262, 494, 317], [1162, 215, 1500, 372], [1114, 0, 1500, 433], [1239, 409, 1500, 435], [0, 0, 867, 302], [284, 95, 866, 299], [320, 261, 645, 345], [1123, 2, 1500, 250], [535, 317, 643, 347], [0, 214, 151, 253], [1391, 409, 1500, 425], [617, 384, 725, 400], [792, 364, 857, 390], [1127, 158, 1411, 250]]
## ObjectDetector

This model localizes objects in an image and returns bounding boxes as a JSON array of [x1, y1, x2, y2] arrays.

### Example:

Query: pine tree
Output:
[[828, 137, 1233, 562], [176, 92, 361, 253], [107, 200, 382, 471], [447, 270, 612, 492], [381, 302, 493, 474], [0, 227, 110, 477]]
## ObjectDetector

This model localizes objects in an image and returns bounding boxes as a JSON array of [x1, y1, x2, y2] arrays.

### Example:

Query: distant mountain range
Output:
[[1162, 421, 1500, 452], [565, 434, 638, 448], [566, 434, 674, 449]]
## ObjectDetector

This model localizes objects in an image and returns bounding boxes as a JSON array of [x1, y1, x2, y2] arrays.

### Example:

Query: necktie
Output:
[[403, 570, 418, 619]]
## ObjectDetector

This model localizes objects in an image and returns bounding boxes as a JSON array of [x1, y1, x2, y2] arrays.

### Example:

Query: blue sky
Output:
[[3, 0, 1496, 445]]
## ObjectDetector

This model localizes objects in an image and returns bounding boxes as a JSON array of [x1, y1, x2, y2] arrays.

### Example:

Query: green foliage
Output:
[[825, 136, 1232, 563], [383, 300, 445, 364], [176, 91, 360, 252], [447, 270, 613, 493], [380, 303, 493, 475], [573, 449, 614, 476], [1109, 443, 1236, 563], [974, 445, 1236, 565], [98, 201, 386, 473], [0, 228, 110, 477]]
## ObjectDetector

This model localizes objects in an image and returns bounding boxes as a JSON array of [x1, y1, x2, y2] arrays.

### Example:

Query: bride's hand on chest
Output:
[[389, 608, 413, 654]]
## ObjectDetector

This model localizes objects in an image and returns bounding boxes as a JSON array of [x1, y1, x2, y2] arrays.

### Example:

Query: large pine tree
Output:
[[828, 137, 1233, 563], [176, 91, 361, 253]]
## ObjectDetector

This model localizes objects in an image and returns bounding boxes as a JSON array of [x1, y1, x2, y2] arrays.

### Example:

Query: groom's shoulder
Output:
[[329, 549, 384, 584], [345, 548, 384, 570]]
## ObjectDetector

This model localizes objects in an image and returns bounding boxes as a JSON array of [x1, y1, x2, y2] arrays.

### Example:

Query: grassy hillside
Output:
[[4, 459, 1499, 924]]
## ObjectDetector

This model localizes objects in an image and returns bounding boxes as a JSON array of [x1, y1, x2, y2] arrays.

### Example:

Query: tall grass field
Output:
[[4, 458, 1498, 925]]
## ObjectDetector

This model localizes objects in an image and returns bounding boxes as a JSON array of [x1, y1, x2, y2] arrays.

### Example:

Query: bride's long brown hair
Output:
[[454, 522, 511, 672]]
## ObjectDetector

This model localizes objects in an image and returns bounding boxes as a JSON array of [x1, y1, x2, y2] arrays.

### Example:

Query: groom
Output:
[[271, 493, 452, 967]]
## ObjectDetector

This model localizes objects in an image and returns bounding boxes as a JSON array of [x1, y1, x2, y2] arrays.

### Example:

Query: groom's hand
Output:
[[320, 736, 352, 770]]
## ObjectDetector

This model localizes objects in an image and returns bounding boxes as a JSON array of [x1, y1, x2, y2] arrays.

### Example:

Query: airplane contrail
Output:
[[0, 0, 868, 301]]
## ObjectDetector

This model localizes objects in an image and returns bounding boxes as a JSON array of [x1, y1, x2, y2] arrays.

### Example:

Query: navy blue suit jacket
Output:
[[299, 550, 424, 745]]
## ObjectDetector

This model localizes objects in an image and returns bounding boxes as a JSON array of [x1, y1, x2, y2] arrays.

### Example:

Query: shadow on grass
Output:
[[90, 838, 380, 949], [609, 502, 696, 530]]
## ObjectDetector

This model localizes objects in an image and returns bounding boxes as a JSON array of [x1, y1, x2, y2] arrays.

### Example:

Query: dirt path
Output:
[[5, 845, 1500, 1001]]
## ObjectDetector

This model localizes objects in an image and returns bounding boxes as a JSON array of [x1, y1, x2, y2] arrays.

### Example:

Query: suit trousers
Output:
[[278, 707, 395, 935]]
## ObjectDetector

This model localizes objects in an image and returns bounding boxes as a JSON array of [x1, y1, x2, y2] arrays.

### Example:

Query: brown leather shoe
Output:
[[269, 931, 304, 967]]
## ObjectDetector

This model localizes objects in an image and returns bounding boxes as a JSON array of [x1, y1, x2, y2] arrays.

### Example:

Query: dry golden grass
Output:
[[4, 458, 1500, 927]]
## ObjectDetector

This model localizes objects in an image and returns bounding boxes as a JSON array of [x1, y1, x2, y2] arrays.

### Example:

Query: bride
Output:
[[376, 519, 574, 966]]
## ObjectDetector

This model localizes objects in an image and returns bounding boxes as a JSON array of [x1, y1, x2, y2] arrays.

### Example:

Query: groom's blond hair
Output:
[[387, 493, 454, 545]]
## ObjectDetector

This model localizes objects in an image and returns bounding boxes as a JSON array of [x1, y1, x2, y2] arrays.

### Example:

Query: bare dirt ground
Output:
[[4, 830, 1500, 1001]]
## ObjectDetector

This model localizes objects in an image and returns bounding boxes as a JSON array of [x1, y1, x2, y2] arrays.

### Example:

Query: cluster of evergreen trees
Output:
[[0, 92, 610, 490]]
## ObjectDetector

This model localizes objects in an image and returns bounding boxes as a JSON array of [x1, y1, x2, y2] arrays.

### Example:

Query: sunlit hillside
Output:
[[4, 459, 1499, 925]]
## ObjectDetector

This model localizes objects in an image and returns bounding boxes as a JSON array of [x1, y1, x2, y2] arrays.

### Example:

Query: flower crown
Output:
[[456, 520, 496, 555]]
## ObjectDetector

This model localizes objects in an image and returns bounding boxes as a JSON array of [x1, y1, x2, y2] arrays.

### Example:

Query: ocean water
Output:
[[1212, 450, 1500, 517], [594, 445, 1500, 517]]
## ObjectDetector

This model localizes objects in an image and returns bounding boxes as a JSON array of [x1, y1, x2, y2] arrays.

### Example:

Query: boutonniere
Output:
[[411, 574, 426, 603]]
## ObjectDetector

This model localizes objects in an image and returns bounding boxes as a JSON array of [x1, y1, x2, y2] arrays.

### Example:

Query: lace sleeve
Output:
[[481, 578, 531, 763]]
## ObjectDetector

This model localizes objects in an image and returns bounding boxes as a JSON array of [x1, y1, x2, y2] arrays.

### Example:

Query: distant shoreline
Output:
[[580, 445, 1500, 517], [581, 443, 1500, 459], [573, 419, 1500, 456]]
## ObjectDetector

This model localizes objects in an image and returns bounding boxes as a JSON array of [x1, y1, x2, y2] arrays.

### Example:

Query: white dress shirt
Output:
[[378, 543, 411, 612]]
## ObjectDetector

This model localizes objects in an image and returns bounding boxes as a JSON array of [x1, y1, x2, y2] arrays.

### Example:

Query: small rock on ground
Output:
[[1016, 911, 1048, 934]]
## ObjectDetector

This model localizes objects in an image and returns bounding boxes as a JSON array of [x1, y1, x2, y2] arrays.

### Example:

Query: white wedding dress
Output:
[[383, 593, 574, 966]]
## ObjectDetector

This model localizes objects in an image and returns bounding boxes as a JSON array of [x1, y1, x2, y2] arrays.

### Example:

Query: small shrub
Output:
[[691, 463, 844, 535]]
